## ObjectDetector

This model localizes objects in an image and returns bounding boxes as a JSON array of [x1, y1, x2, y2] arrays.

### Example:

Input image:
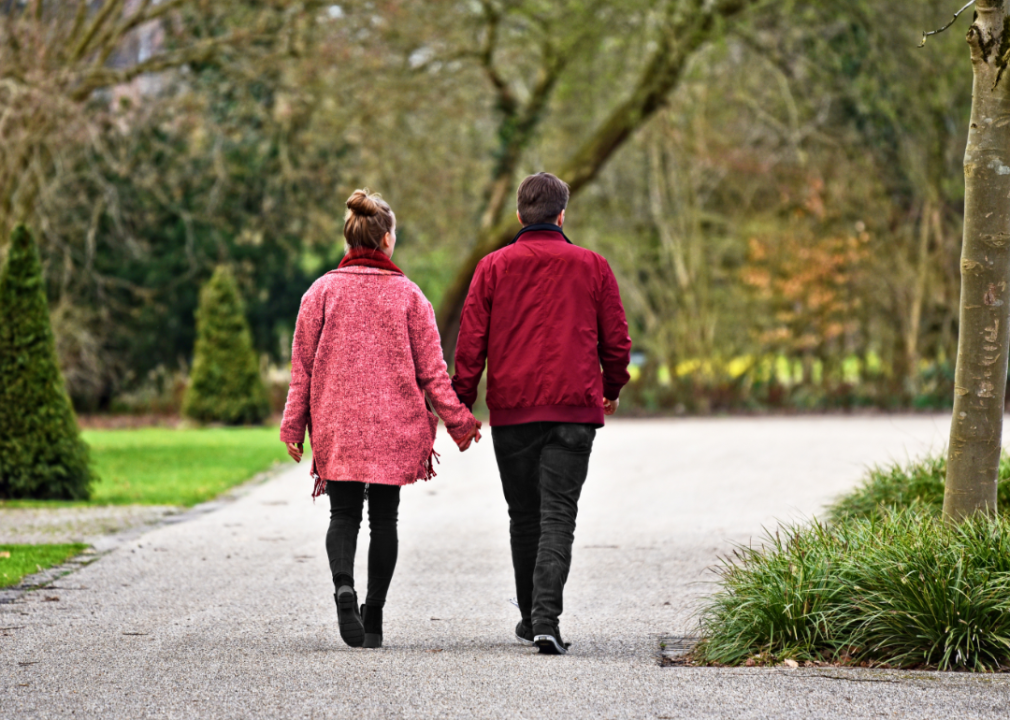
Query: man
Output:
[[452, 172, 632, 655]]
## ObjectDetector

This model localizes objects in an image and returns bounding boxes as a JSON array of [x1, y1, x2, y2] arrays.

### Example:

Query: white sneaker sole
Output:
[[533, 634, 568, 655]]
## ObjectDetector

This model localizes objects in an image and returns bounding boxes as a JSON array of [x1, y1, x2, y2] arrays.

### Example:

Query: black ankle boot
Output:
[[334, 585, 364, 648], [362, 604, 383, 648]]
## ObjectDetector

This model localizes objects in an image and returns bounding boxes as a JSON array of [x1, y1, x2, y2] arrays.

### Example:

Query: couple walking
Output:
[[279, 172, 631, 655]]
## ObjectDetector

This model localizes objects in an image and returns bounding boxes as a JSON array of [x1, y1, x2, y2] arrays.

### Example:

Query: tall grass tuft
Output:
[[827, 453, 1010, 522], [697, 509, 1010, 671]]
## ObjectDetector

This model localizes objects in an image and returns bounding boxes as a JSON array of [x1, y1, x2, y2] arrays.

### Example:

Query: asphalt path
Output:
[[4, 415, 1010, 719]]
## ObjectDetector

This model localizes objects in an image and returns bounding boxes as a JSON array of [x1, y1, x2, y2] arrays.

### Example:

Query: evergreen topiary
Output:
[[0, 225, 94, 500], [182, 265, 270, 425]]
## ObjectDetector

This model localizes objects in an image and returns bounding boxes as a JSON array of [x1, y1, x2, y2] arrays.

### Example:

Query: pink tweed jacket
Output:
[[280, 267, 476, 489]]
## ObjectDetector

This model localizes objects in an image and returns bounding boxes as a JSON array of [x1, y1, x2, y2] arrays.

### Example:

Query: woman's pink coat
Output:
[[280, 267, 475, 487]]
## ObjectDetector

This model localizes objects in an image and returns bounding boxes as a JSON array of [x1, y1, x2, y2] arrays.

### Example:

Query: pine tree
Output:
[[0, 225, 93, 500], [182, 266, 270, 425]]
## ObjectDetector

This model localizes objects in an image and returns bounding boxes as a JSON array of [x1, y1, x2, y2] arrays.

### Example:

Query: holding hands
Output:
[[455, 419, 482, 451], [284, 417, 480, 465]]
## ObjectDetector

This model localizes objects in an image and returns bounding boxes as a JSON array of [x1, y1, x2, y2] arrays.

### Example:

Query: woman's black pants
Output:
[[325, 480, 400, 608]]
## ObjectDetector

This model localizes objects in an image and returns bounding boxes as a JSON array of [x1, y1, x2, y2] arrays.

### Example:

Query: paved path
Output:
[[0, 505, 180, 545], [4, 416, 1010, 719]]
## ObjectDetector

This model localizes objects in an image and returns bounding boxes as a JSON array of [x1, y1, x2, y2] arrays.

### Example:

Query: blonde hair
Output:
[[343, 189, 395, 250]]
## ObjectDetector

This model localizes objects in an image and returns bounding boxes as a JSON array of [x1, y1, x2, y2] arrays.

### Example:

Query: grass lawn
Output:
[[0, 543, 90, 589], [0, 427, 292, 508]]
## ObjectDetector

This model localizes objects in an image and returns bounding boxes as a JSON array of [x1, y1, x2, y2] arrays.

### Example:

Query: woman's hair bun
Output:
[[346, 189, 380, 217]]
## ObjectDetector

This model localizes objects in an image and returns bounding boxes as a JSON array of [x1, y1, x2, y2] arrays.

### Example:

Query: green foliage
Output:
[[828, 452, 1010, 522], [0, 225, 93, 500], [697, 509, 1010, 671], [0, 543, 90, 589], [0, 427, 291, 508], [182, 267, 269, 425]]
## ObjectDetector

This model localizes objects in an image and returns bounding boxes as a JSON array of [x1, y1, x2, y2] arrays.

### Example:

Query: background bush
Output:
[[0, 225, 93, 499], [182, 266, 269, 425]]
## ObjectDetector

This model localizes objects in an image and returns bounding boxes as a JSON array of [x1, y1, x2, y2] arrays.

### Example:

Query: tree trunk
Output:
[[943, 1, 1010, 521], [904, 201, 933, 397]]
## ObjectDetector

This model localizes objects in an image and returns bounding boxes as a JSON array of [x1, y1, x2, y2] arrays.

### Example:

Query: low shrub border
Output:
[[828, 452, 1010, 522], [697, 508, 1010, 671], [0, 543, 90, 589]]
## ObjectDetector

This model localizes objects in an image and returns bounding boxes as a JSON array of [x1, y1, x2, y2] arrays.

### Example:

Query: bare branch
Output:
[[69, 31, 254, 102], [919, 0, 976, 47], [70, 0, 126, 63], [478, 0, 517, 115]]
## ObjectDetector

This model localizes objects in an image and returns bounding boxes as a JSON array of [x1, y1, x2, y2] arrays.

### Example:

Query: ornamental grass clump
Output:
[[827, 452, 1010, 522], [182, 266, 269, 425], [0, 225, 93, 499], [696, 509, 1010, 671]]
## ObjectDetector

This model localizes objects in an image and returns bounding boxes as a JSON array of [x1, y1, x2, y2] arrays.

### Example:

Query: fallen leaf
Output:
[[426, 649, 443, 653], [0, 551, 10, 559], [783, 659, 799, 668], [42, 596, 59, 602]]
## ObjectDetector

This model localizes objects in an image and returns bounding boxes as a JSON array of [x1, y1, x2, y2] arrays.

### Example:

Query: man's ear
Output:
[[517, 210, 523, 225], [557, 209, 565, 226]]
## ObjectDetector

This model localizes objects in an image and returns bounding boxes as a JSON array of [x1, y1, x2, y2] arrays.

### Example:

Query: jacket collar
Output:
[[509, 223, 572, 245]]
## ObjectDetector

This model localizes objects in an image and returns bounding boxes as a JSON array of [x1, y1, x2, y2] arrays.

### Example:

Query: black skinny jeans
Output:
[[325, 480, 400, 608], [491, 422, 596, 632]]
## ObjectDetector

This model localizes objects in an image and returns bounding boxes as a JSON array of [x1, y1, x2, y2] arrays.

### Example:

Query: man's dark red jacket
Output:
[[451, 225, 632, 427]]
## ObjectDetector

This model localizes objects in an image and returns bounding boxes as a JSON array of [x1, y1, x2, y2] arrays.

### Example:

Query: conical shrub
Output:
[[0, 225, 93, 499], [182, 266, 269, 425]]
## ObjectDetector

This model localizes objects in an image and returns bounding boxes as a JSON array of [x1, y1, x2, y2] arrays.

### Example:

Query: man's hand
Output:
[[285, 442, 304, 462], [456, 420, 483, 451], [603, 398, 619, 416]]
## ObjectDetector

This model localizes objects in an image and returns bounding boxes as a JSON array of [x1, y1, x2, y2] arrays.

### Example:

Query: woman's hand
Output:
[[603, 398, 619, 416], [455, 420, 482, 451], [285, 442, 304, 462]]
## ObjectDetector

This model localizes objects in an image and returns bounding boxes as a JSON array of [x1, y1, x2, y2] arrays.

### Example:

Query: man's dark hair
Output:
[[516, 172, 570, 226]]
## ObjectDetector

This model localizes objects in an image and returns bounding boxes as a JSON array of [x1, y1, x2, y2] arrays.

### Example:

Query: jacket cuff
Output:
[[603, 384, 623, 402], [446, 414, 477, 442], [279, 427, 306, 444]]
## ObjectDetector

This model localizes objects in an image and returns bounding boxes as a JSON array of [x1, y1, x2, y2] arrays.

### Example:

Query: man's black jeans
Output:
[[491, 422, 596, 632], [325, 480, 400, 608]]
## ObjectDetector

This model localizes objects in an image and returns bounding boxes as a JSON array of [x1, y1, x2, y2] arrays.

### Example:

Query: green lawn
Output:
[[0, 543, 90, 589], [0, 427, 292, 508]]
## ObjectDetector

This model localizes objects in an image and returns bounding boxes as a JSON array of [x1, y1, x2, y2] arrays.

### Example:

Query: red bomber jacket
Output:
[[451, 225, 632, 427]]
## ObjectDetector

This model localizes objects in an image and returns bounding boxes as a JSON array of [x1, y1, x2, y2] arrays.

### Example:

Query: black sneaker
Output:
[[515, 619, 534, 646], [533, 624, 571, 655], [334, 586, 364, 648]]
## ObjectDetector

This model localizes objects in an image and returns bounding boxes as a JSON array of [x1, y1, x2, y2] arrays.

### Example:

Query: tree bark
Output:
[[943, 1, 1010, 521]]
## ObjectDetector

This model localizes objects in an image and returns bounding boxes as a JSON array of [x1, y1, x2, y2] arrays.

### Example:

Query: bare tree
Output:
[[434, 0, 758, 361], [0, 1, 318, 244], [943, 0, 1010, 520]]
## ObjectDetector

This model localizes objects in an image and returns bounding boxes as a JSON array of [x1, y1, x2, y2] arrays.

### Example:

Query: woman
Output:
[[280, 189, 480, 649]]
